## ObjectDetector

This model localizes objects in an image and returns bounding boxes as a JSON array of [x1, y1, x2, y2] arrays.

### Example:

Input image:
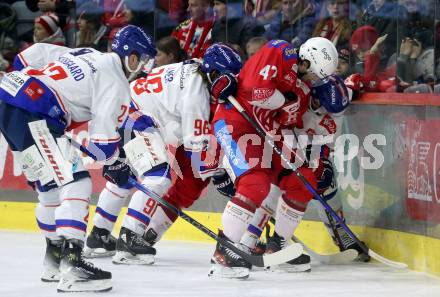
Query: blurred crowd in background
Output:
[[1, 0, 439, 94]]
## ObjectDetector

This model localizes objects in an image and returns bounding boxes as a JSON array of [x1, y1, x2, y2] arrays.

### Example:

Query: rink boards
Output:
[[1, 200, 439, 278]]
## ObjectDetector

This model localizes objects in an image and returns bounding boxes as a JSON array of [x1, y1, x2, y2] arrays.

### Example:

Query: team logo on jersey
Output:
[[319, 114, 337, 134], [24, 80, 45, 101]]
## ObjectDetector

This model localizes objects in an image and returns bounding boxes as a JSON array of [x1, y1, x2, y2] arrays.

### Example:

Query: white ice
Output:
[[1, 231, 439, 297]]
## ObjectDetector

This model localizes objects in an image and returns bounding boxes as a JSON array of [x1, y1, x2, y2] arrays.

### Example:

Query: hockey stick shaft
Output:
[[68, 137, 302, 267], [227, 95, 407, 269]]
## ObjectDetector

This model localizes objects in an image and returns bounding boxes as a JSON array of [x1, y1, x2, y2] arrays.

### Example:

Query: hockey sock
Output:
[[274, 195, 305, 243], [36, 188, 61, 241], [122, 175, 171, 235], [55, 177, 92, 241], [240, 184, 280, 249], [222, 195, 256, 243], [94, 182, 130, 232], [144, 205, 178, 244]]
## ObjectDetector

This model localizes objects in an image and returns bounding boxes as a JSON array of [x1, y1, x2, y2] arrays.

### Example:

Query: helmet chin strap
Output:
[[125, 56, 154, 81]]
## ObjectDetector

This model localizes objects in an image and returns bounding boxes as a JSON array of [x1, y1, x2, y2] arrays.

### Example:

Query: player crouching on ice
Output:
[[208, 37, 369, 279], [83, 43, 243, 265], [0, 25, 156, 292]]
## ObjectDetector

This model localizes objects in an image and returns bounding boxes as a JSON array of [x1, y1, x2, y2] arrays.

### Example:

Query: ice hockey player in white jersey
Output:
[[84, 43, 242, 265], [0, 25, 156, 292]]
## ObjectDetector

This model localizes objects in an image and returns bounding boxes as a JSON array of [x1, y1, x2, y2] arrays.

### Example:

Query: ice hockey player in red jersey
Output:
[[209, 37, 340, 278]]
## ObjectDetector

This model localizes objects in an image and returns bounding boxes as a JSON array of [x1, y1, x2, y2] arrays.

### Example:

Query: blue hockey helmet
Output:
[[200, 43, 242, 78], [111, 25, 157, 79], [312, 74, 351, 113]]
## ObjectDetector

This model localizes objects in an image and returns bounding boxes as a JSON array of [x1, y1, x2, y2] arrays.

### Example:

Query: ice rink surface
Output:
[[1, 231, 439, 297]]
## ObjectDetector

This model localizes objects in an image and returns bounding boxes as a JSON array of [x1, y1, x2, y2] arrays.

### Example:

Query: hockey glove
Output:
[[210, 71, 238, 103], [102, 159, 133, 187], [344, 73, 364, 100], [212, 170, 235, 198], [276, 99, 304, 128], [317, 158, 334, 194]]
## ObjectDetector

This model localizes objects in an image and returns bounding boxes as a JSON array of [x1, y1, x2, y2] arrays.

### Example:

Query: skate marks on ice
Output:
[[0, 231, 439, 297]]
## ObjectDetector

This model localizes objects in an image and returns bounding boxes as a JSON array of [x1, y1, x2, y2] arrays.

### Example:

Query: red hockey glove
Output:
[[210, 72, 238, 104]]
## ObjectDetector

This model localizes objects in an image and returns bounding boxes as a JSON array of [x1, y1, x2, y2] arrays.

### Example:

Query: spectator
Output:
[[335, 47, 351, 78], [264, 0, 317, 48], [155, 36, 187, 67], [244, 0, 283, 24], [349, 25, 396, 92], [76, 2, 106, 51], [33, 13, 65, 45], [395, 37, 422, 85], [172, 0, 214, 58], [246, 36, 268, 58], [312, 0, 353, 47], [157, 0, 188, 23], [211, 0, 265, 55], [25, 0, 73, 29], [359, 0, 408, 62], [106, 27, 119, 52]]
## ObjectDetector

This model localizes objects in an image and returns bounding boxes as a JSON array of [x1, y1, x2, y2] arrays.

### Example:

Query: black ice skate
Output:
[[330, 223, 371, 262], [208, 231, 252, 279], [41, 238, 62, 282], [57, 239, 112, 292], [112, 227, 156, 265], [266, 232, 311, 272], [83, 226, 117, 258]]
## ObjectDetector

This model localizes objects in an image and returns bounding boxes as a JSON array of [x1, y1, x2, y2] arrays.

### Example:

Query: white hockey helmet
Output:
[[299, 37, 338, 79]]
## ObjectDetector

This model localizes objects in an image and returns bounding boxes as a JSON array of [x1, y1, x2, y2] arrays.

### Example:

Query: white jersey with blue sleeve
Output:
[[6, 43, 131, 161], [129, 61, 211, 152]]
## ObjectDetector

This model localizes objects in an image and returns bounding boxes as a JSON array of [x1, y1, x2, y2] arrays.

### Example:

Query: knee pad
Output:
[[235, 170, 272, 206], [279, 167, 317, 206]]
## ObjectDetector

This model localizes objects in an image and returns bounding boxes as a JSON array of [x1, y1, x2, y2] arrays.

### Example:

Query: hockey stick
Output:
[[265, 217, 358, 264], [291, 234, 358, 265], [67, 137, 303, 267], [226, 95, 407, 269]]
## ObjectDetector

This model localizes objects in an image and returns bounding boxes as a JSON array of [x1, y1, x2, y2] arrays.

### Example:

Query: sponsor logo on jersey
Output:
[[252, 88, 274, 101], [24, 80, 45, 101], [268, 39, 288, 48], [282, 46, 297, 61], [78, 57, 97, 73], [165, 69, 175, 82], [319, 114, 337, 134], [1, 71, 29, 96]]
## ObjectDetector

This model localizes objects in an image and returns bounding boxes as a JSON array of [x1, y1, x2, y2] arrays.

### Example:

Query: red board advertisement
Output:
[[405, 118, 440, 223]]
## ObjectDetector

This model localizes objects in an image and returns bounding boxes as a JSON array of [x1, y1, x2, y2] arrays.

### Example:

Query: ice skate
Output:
[[41, 238, 62, 282], [266, 232, 311, 272], [112, 227, 156, 265], [330, 224, 371, 263], [209, 232, 252, 279], [57, 239, 112, 292], [83, 226, 116, 258]]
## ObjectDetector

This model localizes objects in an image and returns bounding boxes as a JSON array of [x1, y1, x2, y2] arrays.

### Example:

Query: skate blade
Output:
[[208, 264, 249, 279], [83, 247, 116, 258], [266, 263, 311, 273], [57, 278, 112, 292], [112, 251, 155, 265], [41, 268, 60, 282]]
